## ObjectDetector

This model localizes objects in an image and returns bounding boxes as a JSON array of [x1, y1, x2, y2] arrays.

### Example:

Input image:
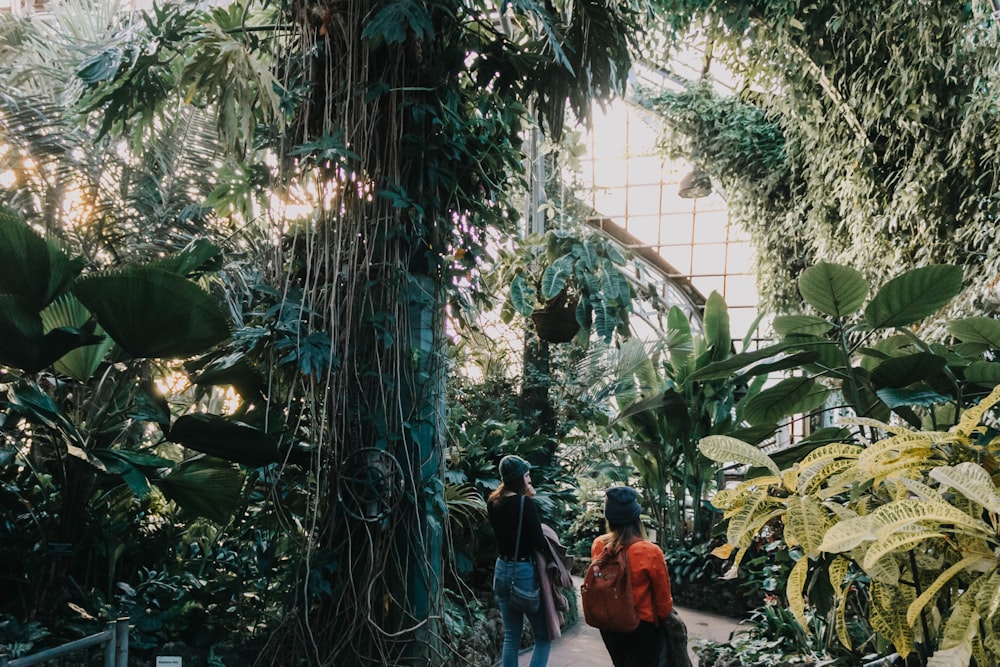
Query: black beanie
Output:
[[604, 486, 641, 524], [499, 455, 531, 484]]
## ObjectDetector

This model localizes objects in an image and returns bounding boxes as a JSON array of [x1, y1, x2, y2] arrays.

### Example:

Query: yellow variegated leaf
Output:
[[937, 581, 982, 652], [723, 546, 747, 580], [712, 476, 782, 510], [729, 503, 784, 548], [782, 467, 798, 490], [907, 554, 984, 629], [798, 442, 865, 467], [974, 572, 1000, 618], [835, 586, 851, 649], [926, 644, 975, 667], [829, 555, 849, 591], [871, 583, 913, 658], [710, 543, 735, 560], [982, 604, 1000, 655], [786, 556, 810, 633], [784, 495, 832, 556], [699, 435, 781, 476], [954, 384, 1000, 438], [819, 514, 875, 553], [798, 458, 857, 495], [869, 499, 988, 539], [839, 415, 911, 436], [863, 530, 945, 572], [851, 542, 899, 586], [930, 462, 1000, 514], [899, 477, 943, 501], [829, 555, 852, 648], [858, 432, 934, 470]]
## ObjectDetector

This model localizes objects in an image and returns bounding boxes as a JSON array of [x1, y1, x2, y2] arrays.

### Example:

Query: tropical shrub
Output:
[[700, 385, 1000, 665]]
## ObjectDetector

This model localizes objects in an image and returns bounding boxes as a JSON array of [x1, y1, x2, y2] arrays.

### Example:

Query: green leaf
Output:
[[687, 340, 806, 382], [0, 206, 85, 311], [540, 255, 573, 301], [964, 361, 1000, 386], [699, 435, 780, 476], [772, 314, 833, 337], [870, 352, 948, 389], [876, 388, 950, 409], [74, 266, 230, 359], [169, 413, 307, 467], [40, 294, 114, 381], [509, 273, 536, 316], [157, 456, 245, 524], [947, 317, 1000, 348], [798, 262, 868, 318], [864, 265, 963, 329], [741, 376, 826, 425], [703, 291, 731, 361]]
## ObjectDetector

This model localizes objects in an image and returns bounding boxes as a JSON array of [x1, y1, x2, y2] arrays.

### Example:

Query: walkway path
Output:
[[507, 579, 746, 667]]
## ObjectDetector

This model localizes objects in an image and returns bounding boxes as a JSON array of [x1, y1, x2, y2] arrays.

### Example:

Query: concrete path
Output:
[[510, 580, 746, 667]]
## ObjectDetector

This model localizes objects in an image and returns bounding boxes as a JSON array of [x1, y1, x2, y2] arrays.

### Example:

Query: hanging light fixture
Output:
[[678, 167, 712, 199]]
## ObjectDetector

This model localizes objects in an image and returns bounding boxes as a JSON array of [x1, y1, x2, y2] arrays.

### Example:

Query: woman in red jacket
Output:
[[590, 486, 673, 667]]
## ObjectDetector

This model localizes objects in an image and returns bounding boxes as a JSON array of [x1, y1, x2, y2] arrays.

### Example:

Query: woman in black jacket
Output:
[[487, 455, 550, 667]]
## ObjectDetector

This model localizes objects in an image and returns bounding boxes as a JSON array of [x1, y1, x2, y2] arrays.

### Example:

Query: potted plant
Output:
[[498, 228, 635, 343]]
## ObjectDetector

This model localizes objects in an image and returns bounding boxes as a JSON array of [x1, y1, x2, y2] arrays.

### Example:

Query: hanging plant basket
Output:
[[531, 292, 580, 343]]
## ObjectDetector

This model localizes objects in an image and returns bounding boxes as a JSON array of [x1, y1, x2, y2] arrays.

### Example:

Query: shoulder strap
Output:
[[513, 495, 525, 559]]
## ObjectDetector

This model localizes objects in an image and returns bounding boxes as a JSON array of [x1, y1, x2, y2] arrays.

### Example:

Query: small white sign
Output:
[[156, 658, 182, 667]]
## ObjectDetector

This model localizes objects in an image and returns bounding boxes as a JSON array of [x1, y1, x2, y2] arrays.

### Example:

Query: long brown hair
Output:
[[487, 475, 533, 504], [600, 518, 647, 550]]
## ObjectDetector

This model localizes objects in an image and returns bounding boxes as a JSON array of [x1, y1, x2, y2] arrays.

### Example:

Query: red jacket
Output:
[[590, 536, 673, 624]]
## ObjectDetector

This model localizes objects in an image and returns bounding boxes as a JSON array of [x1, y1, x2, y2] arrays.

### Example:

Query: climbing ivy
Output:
[[647, 0, 1000, 318]]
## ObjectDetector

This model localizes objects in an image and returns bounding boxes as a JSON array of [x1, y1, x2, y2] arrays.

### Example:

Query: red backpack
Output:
[[581, 538, 640, 633]]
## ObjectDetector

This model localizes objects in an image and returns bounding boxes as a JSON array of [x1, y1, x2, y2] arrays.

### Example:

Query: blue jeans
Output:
[[493, 558, 550, 667]]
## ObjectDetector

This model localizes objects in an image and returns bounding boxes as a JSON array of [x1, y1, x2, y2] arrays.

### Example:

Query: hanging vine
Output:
[[647, 0, 1000, 318]]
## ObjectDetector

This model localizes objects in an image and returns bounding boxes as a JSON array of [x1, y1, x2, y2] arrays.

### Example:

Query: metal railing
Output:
[[0, 618, 128, 667]]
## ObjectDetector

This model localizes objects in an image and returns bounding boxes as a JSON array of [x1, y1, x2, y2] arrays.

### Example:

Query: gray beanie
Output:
[[499, 455, 531, 484], [604, 486, 641, 524]]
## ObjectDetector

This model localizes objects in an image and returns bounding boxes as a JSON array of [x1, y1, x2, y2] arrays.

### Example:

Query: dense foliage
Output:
[[647, 0, 1000, 316]]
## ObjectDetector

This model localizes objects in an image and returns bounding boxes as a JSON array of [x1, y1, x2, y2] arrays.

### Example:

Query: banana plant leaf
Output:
[[0, 206, 84, 311], [74, 266, 230, 359], [156, 456, 245, 524]]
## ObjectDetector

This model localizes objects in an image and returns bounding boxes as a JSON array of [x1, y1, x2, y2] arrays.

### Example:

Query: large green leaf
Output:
[[772, 314, 833, 337], [0, 207, 85, 311], [509, 273, 536, 316], [0, 295, 104, 373], [169, 413, 308, 466], [870, 352, 948, 389], [703, 291, 731, 361], [741, 376, 827, 425], [148, 239, 223, 278], [963, 361, 1000, 386], [157, 456, 245, 524], [798, 262, 868, 318], [947, 317, 1000, 348], [540, 254, 573, 301], [863, 265, 963, 329], [40, 294, 114, 381], [687, 340, 812, 382], [74, 266, 230, 359]]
